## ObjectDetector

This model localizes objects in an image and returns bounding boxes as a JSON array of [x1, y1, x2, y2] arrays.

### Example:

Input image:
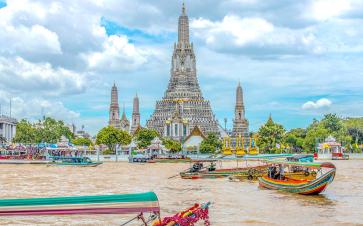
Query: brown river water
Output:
[[0, 160, 362, 226]]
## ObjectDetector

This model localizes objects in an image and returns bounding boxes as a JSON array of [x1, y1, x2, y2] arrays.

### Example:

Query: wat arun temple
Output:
[[146, 3, 220, 140], [109, 3, 249, 143]]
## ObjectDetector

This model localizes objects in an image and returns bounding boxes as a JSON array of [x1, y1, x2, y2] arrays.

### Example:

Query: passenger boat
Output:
[[0, 192, 210, 226], [258, 161, 336, 195], [180, 160, 269, 180], [286, 154, 314, 163], [48, 156, 102, 167], [148, 155, 191, 163]]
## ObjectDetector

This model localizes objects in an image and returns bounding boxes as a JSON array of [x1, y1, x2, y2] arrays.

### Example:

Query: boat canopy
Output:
[[267, 160, 336, 169], [0, 192, 160, 216]]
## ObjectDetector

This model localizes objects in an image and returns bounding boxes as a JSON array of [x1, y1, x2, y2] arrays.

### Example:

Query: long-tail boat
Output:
[[47, 156, 102, 167], [180, 160, 269, 179], [147, 155, 191, 163], [258, 160, 336, 195], [0, 192, 210, 226]]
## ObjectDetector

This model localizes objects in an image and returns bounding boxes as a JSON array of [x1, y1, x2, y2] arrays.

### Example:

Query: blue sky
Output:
[[0, 0, 362, 135]]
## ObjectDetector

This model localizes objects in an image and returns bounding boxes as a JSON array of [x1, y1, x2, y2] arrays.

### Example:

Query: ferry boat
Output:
[[258, 160, 336, 195], [48, 156, 102, 167]]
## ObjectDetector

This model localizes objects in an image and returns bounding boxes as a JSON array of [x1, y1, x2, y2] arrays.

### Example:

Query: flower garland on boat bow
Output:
[[152, 202, 211, 226]]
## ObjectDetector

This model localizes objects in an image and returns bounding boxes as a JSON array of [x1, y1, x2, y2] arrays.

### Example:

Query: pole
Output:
[[9, 98, 12, 118], [115, 145, 118, 162], [97, 147, 100, 162]]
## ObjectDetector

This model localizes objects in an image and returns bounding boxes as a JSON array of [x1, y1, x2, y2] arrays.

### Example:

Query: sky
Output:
[[0, 0, 362, 135]]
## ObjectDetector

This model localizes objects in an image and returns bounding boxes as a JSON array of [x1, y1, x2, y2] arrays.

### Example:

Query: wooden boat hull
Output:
[[258, 169, 335, 195], [181, 165, 268, 179]]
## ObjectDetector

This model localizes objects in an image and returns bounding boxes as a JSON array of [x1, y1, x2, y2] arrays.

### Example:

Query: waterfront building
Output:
[[130, 94, 140, 134], [182, 126, 206, 153], [231, 82, 249, 140], [74, 125, 91, 139], [0, 115, 17, 143], [146, 3, 219, 141], [109, 83, 121, 129]]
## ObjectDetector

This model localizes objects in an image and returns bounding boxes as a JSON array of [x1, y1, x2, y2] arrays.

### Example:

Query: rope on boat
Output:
[[120, 212, 159, 226]]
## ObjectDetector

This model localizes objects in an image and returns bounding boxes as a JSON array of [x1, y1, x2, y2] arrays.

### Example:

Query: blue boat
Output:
[[48, 156, 102, 167], [286, 154, 314, 163]]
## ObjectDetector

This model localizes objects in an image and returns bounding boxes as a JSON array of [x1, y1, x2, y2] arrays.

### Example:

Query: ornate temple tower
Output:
[[109, 83, 121, 129], [130, 94, 140, 134], [146, 3, 219, 141], [232, 82, 249, 139], [120, 105, 130, 131]]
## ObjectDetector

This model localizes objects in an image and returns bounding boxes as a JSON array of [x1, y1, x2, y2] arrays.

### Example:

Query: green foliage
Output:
[[200, 133, 222, 153], [13, 119, 37, 144], [14, 117, 74, 144], [343, 117, 363, 145], [162, 138, 182, 153], [72, 137, 92, 146], [35, 117, 74, 143], [303, 123, 329, 152], [96, 126, 132, 153], [134, 128, 159, 149], [284, 128, 306, 152], [302, 114, 355, 152], [102, 149, 114, 155], [257, 118, 286, 153], [321, 113, 343, 132]]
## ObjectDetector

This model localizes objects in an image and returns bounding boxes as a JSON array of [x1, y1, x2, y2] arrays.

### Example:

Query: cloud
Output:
[[0, 57, 86, 96], [0, 90, 79, 122], [302, 98, 332, 110], [191, 15, 321, 57], [84, 35, 149, 72], [308, 0, 352, 21]]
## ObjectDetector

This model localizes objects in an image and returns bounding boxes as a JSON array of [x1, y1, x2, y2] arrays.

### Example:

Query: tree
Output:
[[199, 133, 222, 154], [303, 123, 329, 152], [321, 113, 343, 132], [162, 138, 182, 153], [96, 126, 131, 154], [302, 114, 354, 152], [35, 117, 73, 143], [343, 117, 363, 147], [284, 128, 306, 152], [13, 119, 37, 144], [256, 117, 286, 153], [72, 137, 93, 146], [134, 128, 159, 149]]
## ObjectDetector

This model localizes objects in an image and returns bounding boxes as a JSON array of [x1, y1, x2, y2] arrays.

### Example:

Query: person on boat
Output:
[[268, 166, 277, 179], [208, 162, 216, 171], [191, 162, 203, 172]]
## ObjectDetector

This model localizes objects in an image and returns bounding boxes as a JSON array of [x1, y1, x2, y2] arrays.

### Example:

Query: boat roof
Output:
[[0, 192, 159, 216], [286, 154, 313, 160], [267, 160, 336, 169], [50, 156, 87, 159]]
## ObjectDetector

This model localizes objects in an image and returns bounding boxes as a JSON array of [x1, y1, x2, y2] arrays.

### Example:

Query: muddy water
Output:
[[0, 160, 362, 226]]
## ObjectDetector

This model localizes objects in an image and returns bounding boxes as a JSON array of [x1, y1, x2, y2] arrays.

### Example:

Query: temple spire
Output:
[[178, 2, 189, 43]]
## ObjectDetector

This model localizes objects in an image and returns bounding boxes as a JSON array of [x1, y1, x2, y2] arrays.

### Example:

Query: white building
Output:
[[0, 115, 17, 143]]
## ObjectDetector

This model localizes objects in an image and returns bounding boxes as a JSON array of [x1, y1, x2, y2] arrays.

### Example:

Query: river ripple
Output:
[[0, 160, 362, 225]]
